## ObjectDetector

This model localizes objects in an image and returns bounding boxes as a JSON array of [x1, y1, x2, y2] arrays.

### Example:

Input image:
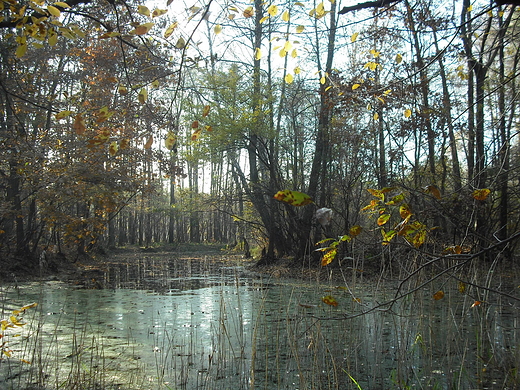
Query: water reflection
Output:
[[0, 253, 518, 390]]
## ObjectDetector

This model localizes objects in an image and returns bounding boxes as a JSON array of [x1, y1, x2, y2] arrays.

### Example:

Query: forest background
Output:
[[0, 0, 519, 274]]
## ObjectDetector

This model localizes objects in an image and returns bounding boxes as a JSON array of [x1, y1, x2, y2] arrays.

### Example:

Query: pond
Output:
[[1, 249, 519, 390]]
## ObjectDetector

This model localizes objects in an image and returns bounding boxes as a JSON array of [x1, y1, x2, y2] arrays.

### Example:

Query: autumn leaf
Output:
[[471, 301, 482, 308], [144, 135, 153, 149], [352, 84, 360, 90], [296, 25, 305, 33], [349, 225, 362, 237], [165, 132, 176, 150], [273, 190, 313, 206], [152, 8, 168, 18], [109, 141, 118, 156], [164, 22, 178, 38], [138, 5, 150, 16], [255, 47, 262, 60], [267, 4, 278, 16], [322, 295, 338, 307], [191, 128, 202, 141], [433, 291, 444, 300], [282, 10, 290, 21], [285, 73, 294, 84], [377, 213, 390, 226], [214, 24, 222, 34], [351, 32, 359, 42], [243, 6, 254, 18], [396, 53, 403, 63], [175, 37, 186, 49], [118, 85, 128, 95], [381, 229, 396, 245], [202, 105, 211, 117], [16, 44, 27, 58], [404, 108, 412, 118], [458, 281, 466, 294], [138, 88, 148, 104], [321, 248, 337, 266], [130, 22, 154, 35], [73, 113, 86, 135], [424, 185, 441, 199], [399, 204, 412, 219], [472, 188, 491, 201], [47, 5, 61, 17], [55, 110, 72, 120]]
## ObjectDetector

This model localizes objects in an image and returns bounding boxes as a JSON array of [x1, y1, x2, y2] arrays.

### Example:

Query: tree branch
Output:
[[338, 0, 400, 14]]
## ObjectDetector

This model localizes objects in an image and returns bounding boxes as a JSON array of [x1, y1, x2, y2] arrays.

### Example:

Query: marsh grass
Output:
[[1, 253, 519, 390]]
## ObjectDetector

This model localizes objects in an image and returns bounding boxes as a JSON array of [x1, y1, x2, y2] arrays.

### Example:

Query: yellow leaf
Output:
[[279, 48, 287, 58], [48, 32, 58, 46], [433, 291, 444, 300], [320, 76, 326, 84], [472, 188, 490, 201], [151, 80, 159, 88], [404, 108, 412, 118], [267, 5, 278, 16], [165, 132, 177, 150], [399, 204, 412, 219], [259, 15, 270, 23], [351, 32, 359, 42], [47, 5, 61, 17], [138, 5, 150, 17], [296, 25, 304, 33], [164, 22, 178, 38], [294, 66, 301, 74], [458, 281, 466, 293], [255, 47, 262, 60], [214, 24, 222, 34], [285, 73, 294, 84], [55, 110, 72, 120], [352, 84, 360, 90], [282, 10, 290, 21], [322, 295, 338, 307], [54, 2, 70, 8], [467, 4, 473, 12], [144, 135, 153, 149], [370, 49, 380, 57], [395, 53, 403, 64], [138, 88, 148, 104], [118, 85, 128, 95], [373, 112, 379, 120], [16, 44, 27, 58], [321, 248, 337, 266], [152, 8, 168, 18], [291, 49, 298, 58]]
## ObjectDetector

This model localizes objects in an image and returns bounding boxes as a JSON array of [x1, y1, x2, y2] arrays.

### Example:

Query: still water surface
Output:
[[1, 252, 518, 390]]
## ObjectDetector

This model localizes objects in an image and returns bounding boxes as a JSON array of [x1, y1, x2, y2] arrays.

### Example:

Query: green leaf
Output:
[[377, 213, 390, 226]]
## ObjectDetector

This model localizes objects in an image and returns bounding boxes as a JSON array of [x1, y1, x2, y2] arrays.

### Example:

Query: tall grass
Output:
[[1, 259, 519, 390]]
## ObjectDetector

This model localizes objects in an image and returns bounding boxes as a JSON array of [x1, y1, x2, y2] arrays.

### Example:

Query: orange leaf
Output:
[[473, 188, 491, 201], [425, 185, 441, 199], [322, 295, 338, 307], [471, 301, 482, 308], [433, 291, 444, 300], [73, 114, 86, 135]]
